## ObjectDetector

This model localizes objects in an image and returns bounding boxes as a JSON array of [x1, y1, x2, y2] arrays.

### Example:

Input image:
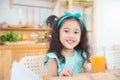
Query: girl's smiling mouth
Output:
[[66, 39, 75, 44]]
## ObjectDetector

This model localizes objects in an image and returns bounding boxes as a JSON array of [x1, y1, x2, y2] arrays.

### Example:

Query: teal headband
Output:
[[57, 11, 84, 31]]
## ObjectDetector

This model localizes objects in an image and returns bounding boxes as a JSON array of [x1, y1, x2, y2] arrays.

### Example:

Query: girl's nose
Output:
[[68, 32, 74, 38]]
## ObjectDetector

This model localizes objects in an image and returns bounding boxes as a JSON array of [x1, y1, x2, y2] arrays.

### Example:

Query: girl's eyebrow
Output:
[[75, 29, 80, 31], [63, 28, 80, 31], [63, 28, 70, 29]]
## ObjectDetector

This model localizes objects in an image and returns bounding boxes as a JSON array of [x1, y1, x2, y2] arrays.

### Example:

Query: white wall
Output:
[[95, 0, 120, 47]]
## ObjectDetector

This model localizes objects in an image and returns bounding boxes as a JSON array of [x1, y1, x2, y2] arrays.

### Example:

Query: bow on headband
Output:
[[57, 11, 81, 27]]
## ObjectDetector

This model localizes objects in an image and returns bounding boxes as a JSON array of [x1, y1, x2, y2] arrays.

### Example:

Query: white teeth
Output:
[[67, 40, 74, 44]]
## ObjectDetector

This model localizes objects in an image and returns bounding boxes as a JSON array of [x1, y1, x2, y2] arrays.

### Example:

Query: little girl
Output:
[[45, 11, 90, 78]]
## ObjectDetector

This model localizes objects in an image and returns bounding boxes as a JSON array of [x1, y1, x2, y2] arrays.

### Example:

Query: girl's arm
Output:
[[48, 58, 73, 77], [47, 58, 58, 78], [83, 61, 91, 72]]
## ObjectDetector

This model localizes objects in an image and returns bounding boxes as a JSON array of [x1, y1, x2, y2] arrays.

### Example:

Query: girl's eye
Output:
[[64, 30, 69, 33], [74, 31, 79, 34]]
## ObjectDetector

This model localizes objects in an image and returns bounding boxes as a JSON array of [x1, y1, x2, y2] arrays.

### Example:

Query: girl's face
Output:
[[59, 19, 81, 50]]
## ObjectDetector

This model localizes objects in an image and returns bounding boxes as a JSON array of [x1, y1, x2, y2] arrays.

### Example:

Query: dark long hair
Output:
[[47, 16, 90, 64]]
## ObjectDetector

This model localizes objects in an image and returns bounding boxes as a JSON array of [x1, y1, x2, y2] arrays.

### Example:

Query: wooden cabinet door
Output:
[[0, 50, 12, 80]]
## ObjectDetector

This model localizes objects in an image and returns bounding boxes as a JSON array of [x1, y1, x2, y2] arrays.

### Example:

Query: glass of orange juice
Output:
[[90, 46, 106, 72]]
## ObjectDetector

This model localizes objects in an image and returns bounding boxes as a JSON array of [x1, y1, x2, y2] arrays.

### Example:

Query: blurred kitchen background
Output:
[[0, 0, 120, 46]]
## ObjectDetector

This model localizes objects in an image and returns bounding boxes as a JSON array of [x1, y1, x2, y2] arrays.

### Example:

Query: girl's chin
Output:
[[64, 46, 76, 49], [63, 43, 78, 49]]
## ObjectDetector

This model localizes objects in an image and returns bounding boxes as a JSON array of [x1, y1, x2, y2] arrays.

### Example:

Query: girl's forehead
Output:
[[63, 18, 78, 23], [61, 19, 81, 29]]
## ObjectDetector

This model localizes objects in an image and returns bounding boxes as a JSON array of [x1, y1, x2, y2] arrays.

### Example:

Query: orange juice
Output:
[[42, 75, 48, 80], [91, 56, 106, 72]]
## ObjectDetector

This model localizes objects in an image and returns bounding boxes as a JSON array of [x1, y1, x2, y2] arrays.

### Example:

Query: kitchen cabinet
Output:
[[0, 28, 50, 80], [0, 43, 49, 80], [60, 0, 96, 48]]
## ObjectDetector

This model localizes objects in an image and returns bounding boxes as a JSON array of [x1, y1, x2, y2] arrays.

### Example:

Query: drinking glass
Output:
[[90, 46, 106, 72]]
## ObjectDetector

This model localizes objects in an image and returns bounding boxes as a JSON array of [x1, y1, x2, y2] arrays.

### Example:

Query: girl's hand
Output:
[[59, 68, 73, 77]]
